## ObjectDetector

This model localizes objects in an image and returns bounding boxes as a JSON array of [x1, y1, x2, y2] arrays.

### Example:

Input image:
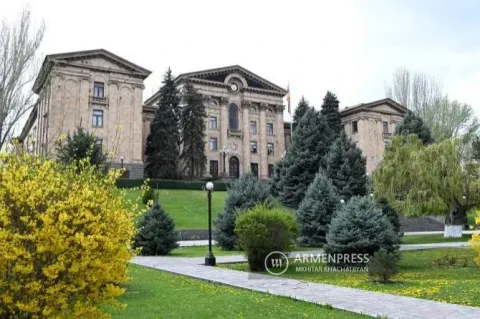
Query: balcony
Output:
[[228, 129, 242, 137], [90, 95, 108, 107]]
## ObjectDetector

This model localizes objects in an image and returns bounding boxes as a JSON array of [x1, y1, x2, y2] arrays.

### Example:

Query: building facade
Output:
[[340, 98, 407, 173], [143, 65, 287, 179], [19, 49, 151, 178]]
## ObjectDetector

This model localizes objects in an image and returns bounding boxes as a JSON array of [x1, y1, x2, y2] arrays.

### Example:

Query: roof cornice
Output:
[[340, 98, 407, 117]]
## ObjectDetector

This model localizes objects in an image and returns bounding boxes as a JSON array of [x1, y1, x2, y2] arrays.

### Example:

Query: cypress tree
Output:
[[144, 68, 180, 179], [394, 110, 434, 145], [325, 131, 367, 201], [320, 91, 342, 137], [292, 96, 311, 132], [180, 82, 207, 178]]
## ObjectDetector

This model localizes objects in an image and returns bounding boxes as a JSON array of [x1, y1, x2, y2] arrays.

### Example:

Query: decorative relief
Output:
[[220, 97, 229, 105]]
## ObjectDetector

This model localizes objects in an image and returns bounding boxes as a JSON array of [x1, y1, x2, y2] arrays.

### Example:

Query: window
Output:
[[209, 116, 217, 129], [210, 160, 219, 178], [267, 142, 274, 155], [267, 123, 274, 136], [268, 164, 274, 178], [228, 103, 239, 130], [209, 137, 217, 151], [95, 138, 103, 151], [93, 82, 104, 98], [250, 141, 257, 153], [251, 163, 259, 178], [341, 124, 345, 131], [352, 121, 358, 133], [250, 121, 257, 134], [92, 110, 103, 128], [383, 121, 389, 133]]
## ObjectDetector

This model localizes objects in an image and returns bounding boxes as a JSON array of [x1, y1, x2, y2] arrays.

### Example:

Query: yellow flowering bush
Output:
[[0, 154, 135, 318], [472, 209, 480, 266]]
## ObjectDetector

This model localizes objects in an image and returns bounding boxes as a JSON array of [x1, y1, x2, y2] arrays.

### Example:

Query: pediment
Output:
[[369, 103, 405, 115], [340, 98, 407, 117]]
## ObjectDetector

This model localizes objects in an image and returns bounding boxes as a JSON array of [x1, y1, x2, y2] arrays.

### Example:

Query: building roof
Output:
[[339, 98, 407, 117], [32, 49, 152, 94]]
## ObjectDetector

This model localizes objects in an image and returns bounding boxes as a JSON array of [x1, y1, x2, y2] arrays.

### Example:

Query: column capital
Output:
[[241, 100, 252, 108], [259, 102, 268, 111], [220, 97, 229, 105]]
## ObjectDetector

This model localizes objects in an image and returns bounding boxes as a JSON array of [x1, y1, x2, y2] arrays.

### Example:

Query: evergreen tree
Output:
[[180, 82, 207, 178], [394, 110, 434, 145], [376, 197, 402, 236], [320, 91, 342, 137], [279, 108, 332, 208], [296, 171, 340, 246], [270, 158, 285, 197], [292, 96, 311, 132], [144, 68, 180, 179], [325, 131, 367, 201]]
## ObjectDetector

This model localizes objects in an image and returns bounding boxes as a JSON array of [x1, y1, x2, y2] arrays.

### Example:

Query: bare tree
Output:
[[0, 7, 44, 150]]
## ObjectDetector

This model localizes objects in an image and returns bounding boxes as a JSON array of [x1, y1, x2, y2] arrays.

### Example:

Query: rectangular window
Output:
[[250, 121, 257, 134], [210, 160, 219, 178], [92, 109, 104, 128], [95, 138, 103, 151], [209, 137, 217, 151], [352, 121, 358, 133], [250, 141, 257, 153], [268, 164, 274, 178], [93, 82, 104, 98], [383, 121, 389, 133], [267, 142, 274, 155], [209, 116, 217, 129], [267, 123, 274, 136], [251, 163, 259, 178]]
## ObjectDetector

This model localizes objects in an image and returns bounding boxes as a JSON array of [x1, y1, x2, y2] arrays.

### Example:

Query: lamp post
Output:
[[205, 182, 216, 266], [219, 145, 229, 176], [120, 156, 124, 169]]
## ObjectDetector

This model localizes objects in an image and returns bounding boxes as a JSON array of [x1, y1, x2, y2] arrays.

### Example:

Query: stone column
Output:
[[276, 105, 285, 160], [259, 103, 267, 179], [242, 101, 251, 174], [220, 97, 229, 174]]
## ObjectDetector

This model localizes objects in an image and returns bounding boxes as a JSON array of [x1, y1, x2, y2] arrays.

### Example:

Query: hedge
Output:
[[116, 178, 233, 191]]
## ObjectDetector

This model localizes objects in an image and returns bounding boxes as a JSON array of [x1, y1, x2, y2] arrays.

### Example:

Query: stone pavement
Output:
[[132, 244, 480, 319]]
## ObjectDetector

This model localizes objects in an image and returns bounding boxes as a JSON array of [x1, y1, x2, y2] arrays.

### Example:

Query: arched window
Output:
[[229, 103, 239, 130]]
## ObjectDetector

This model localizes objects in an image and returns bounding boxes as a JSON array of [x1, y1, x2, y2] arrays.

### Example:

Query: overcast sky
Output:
[[2, 0, 480, 123]]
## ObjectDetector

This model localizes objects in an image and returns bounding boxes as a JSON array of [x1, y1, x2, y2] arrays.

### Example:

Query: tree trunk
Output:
[[444, 208, 466, 238]]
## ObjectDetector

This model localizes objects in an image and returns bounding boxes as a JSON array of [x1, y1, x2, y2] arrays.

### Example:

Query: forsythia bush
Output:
[[472, 209, 480, 266], [0, 154, 135, 318]]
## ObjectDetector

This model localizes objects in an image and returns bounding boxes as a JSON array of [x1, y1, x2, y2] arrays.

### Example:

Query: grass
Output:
[[402, 234, 472, 245], [122, 189, 226, 229], [219, 248, 480, 307], [106, 264, 370, 319], [170, 245, 323, 257]]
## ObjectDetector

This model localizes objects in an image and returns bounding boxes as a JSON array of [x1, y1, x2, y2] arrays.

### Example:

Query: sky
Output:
[[1, 0, 480, 124]]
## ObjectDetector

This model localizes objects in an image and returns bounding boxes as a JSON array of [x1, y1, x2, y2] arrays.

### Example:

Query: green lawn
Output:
[[170, 245, 323, 257], [220, 248, 480, 307], [122, 189, 226, 229], [106, 264, 370, 319], [402, 234, 472, 245]]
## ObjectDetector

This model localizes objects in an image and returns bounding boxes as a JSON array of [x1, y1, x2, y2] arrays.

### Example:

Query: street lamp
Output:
[[205, 182, 216, 266], [120, 156, 124, 169], [340, 199, 345, 204], [219, 145, 230, 176]]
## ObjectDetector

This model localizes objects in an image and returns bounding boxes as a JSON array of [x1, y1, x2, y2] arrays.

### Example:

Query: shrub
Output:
[[0, 154, 134, 318], [368, 249, 400, 283], [296, 171, 339, 246], [471, 209, 480, 266], [376, 197, 402, 236], [214, 174, 271, 250], [432, 254, 473, 267], [134, 201, 179, 255], [142, 186, 156, 205], [236, 204, 298, 271], [324, 196, 400, 265]]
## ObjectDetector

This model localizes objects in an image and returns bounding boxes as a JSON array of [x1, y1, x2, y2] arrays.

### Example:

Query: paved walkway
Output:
[[132, 243, 480, 319]]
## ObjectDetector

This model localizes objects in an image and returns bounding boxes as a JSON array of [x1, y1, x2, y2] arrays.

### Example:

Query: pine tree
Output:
[[296, 171, 340, 246], [144, 68, 180, 179], [270, 158, 285, 197], [320, 91, 342, 137], [376, 197, 402, 236], [180, 82, 207, 178], [325, 131, 367, 201], [292, 96, 311, 132], [394, 110, 434, 145], [279, 108, 332, 208]]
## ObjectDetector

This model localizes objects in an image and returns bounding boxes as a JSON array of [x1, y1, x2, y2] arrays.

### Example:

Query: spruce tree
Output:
[[325, 131, 367, 201], [320, 91, 342, 137], [292, 96, 311, 132], [394, 110, 434, 145], [144, 68, 180, 179], [296, 171, 340, 246], [376, 197, 402, 236], [180, 82, 207, 178], [279, 108, 332, 208]]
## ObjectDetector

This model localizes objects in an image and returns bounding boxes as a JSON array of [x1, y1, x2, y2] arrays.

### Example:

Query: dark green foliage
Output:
[[270, 158, 285, 197], [395, 110, 434, 145], [376, 198, 402, 236], [472, 134, 480, 161], [214, 174, 271, 250], [320, 91, 342, 137], [368, 249, 400, 283], [134, 201, 179, 255], [325, 196, 400, 264], [142, 187, 156, 205], [296, 171, 340, 246], [144, 68, 181, 179], [180, 82, 207, 178], [116, 178, 233, 191], [292, 96, 311, 132], [236, 204, 298, 271], [55, 127, 107, 169], [279, 108, 332, 208], [325, 131, 367, 201]]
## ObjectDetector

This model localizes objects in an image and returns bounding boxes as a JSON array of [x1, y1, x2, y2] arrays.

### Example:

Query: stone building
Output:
[[143, 65, 287, 179], [18, 49, 151, 178], [340, 98, 407, 173]]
